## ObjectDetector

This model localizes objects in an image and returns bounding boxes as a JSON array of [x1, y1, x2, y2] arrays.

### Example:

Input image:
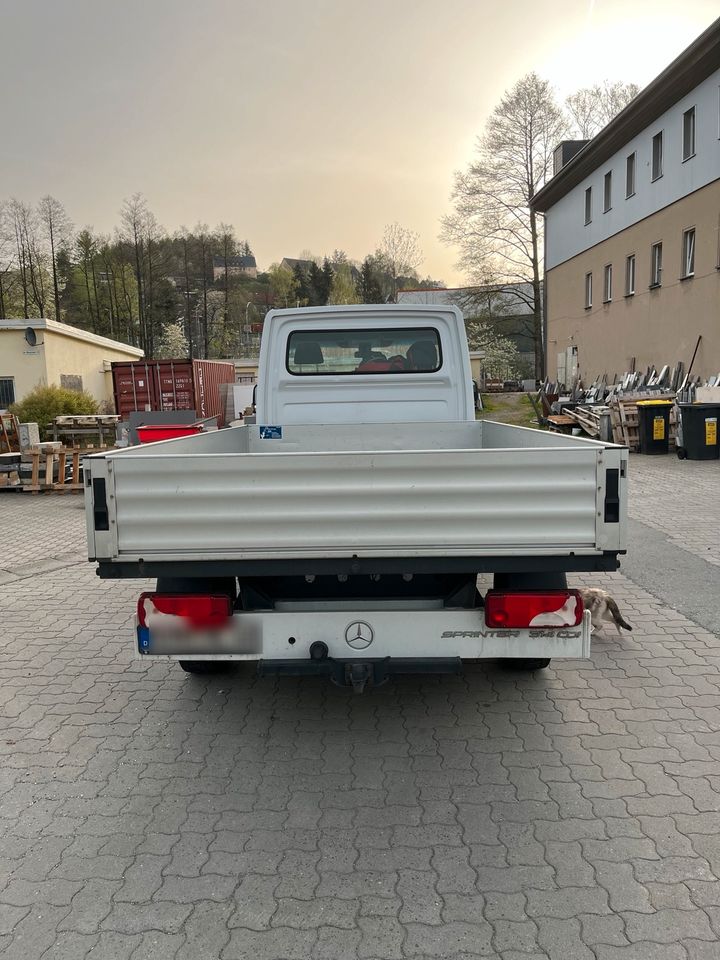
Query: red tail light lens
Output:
[[137, 593, 232, 629], [485, 590, 583, 629]]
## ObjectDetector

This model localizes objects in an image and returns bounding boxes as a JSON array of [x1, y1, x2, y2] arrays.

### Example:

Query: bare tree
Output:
[[120, 193, 166, 356], [441, 73, 568, 378], [6, 199, 50, 317], [0, 202, 18, 319], [380, 223, 423, 299], [38, 195, 73, 322], [565, 81, 640, 139], [194, 224, 213, 359], [217, 223, 236, 338], [121, 194, 148, 350]]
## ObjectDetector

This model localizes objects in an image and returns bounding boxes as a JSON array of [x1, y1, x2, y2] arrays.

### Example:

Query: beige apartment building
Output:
[[532, 18, 720, 383]]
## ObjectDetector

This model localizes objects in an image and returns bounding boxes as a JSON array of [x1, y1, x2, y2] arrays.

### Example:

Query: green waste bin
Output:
[[636, 399, 673, 455], [677, 403, 720, 460]]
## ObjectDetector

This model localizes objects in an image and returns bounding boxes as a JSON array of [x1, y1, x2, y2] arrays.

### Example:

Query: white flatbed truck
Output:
[[84, 305, 628, 690]]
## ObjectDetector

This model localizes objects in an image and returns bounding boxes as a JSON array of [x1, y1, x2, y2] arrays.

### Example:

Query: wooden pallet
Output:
[[609, 397, 677, 451], [8, 446, 112, 494]]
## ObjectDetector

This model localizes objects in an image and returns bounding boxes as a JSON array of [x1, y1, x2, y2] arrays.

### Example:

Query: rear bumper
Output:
[[100, 553, 622, 579], [135, 607, 593, 662]]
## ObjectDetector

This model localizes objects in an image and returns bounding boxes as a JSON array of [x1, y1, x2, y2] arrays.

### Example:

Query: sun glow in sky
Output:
[[1, 0, 717, 285]]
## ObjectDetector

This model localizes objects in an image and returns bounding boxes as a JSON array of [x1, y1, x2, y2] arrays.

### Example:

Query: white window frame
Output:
[[683, 106, 696, 161], [625, 152, 636, 198], [603, 264, 613, 303], [682, 227, 696, 278], [584, 272, 593, 309], [625, 255, 636, 296], [603, 171, 612, 213], [652, 131, 663, 181], [651, 242, 663, 287], [584, 186, 592, 225]]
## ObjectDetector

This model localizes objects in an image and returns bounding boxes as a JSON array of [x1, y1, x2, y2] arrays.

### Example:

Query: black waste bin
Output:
[[637, 400, 672, 455], [677, 403, 720, 460]]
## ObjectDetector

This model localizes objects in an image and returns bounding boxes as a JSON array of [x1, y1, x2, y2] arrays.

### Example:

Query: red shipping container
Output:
[[111, 359, 235, 426]]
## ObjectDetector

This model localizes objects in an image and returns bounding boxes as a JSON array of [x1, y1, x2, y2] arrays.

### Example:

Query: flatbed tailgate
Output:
[[87, 446, 625, 561]]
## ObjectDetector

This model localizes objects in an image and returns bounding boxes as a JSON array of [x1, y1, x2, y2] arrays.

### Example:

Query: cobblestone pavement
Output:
[[627, 456, 720, 567], [2, 456, 720, 960]]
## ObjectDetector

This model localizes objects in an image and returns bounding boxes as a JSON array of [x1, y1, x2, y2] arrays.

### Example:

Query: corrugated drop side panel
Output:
[[112, 448, 600, 557], [192, 360, 236, 426]]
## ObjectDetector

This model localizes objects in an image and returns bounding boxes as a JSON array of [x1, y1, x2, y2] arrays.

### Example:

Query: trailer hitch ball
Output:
[[309, 641, 328, 661], [346, 662, 372, 694]]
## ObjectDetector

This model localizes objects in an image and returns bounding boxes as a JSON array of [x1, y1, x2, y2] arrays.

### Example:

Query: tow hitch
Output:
[[345, 662, 373, 693]]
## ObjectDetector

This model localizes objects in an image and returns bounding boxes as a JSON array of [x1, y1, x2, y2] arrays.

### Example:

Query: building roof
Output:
[[212, 255, 257, 269], [280, 257, 315, 272], [397, 284, 535, 318], [0, 318, 144, 356], [532, 15, 720, 212]]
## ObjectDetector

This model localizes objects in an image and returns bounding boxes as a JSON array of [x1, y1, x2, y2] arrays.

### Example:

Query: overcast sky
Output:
[[1, 0, 717, 283]]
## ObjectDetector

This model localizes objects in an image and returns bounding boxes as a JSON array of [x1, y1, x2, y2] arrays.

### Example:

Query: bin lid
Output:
[[677, 402, 720, 409], [636, 399, 674, 406]]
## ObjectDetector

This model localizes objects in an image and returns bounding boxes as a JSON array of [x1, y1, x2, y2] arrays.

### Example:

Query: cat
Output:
[[578, 588, 633, 634]]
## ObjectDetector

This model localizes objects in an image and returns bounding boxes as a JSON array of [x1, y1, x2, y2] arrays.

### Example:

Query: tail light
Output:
[[485, 590, 583, 629], [138, 593, 232, 629]]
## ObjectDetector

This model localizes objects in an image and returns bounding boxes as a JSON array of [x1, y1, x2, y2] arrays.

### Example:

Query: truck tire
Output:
[[156, 577, 237, 676], [493, 571, 567, 671]]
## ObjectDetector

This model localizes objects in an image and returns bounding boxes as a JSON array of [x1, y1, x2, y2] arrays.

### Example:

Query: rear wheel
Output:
[[493, 571, 567, 671], [156, 576, 237, 675]]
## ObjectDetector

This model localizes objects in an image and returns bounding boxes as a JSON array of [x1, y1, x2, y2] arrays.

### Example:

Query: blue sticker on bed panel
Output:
[[259, 426, 283, 439]]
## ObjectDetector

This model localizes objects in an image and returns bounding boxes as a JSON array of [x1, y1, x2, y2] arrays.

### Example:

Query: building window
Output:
[[0, 378, 15, 408], [651, 242, 663, 287], [603, 264, 613, 303], [683, 106, 696, 161], [603, 171, 612, 212], [652, 131, 663, 181], [625, 255, 636, 296], [626, 152, 636, 197], [584, 272, 593, 309], [682, 228, 696, 278], [584, 186, 592, 225]]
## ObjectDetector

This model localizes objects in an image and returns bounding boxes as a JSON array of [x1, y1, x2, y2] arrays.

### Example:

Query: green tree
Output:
[[328, 264, 360, 304], [10, 384, 98, 439], [268, 262, 297, 308]]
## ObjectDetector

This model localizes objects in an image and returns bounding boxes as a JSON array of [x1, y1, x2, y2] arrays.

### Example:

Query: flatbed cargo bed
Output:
[[86, 419, 627, 578]]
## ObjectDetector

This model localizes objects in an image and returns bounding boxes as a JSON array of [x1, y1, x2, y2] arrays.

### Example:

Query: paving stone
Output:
[[623, 907, 715, 943], [404, 919, 495, 956], [2, 474, 720, 958]]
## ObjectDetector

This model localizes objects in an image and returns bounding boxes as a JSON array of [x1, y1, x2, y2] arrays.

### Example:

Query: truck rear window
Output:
[[287, 328, 442, 375]]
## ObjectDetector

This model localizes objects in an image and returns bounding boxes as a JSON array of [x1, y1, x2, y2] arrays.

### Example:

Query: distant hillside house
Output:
[[280, 257, 315, 273], [212, 255, 257, 281]]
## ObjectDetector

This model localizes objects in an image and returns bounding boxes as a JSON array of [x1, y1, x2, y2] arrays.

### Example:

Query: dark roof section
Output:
[[531, 16, 720, 212], [212, 255, 257, 268], [280, 257, 315, 271]]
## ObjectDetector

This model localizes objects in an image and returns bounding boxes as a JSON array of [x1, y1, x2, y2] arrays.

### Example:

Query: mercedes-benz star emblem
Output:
[[345, 620, 374, 650]]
